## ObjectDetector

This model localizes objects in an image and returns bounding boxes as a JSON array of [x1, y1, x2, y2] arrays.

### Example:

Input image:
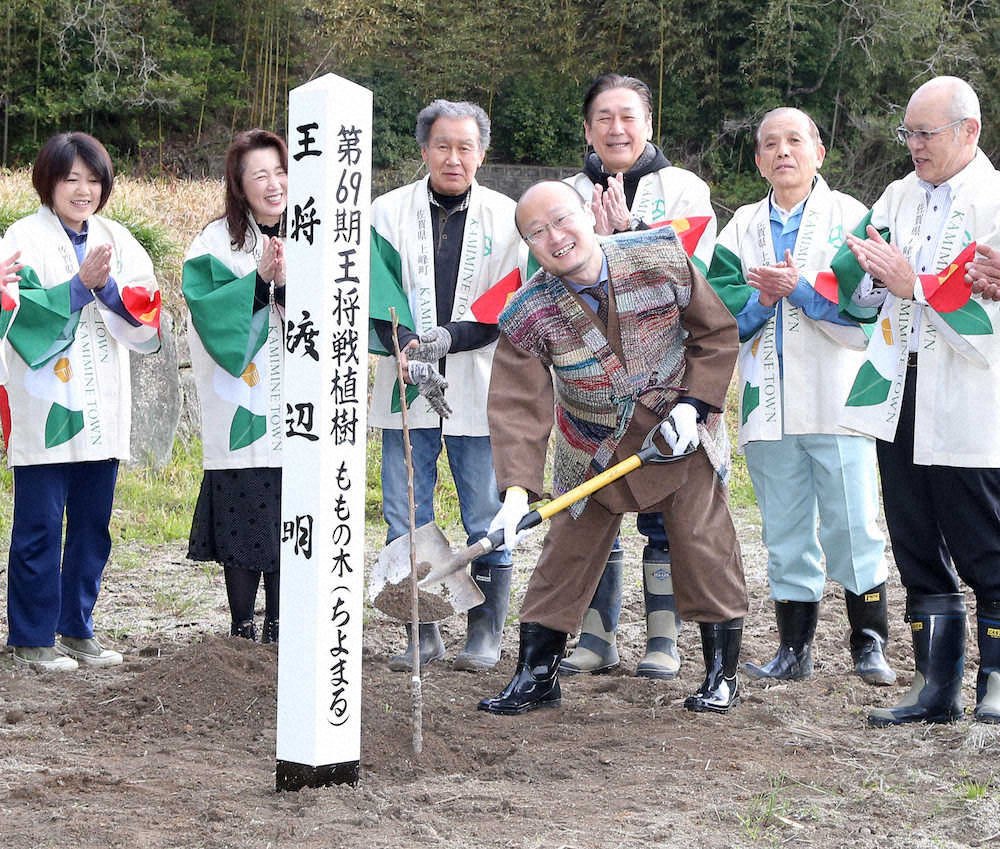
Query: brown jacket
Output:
[[488, 254, 738, 513]]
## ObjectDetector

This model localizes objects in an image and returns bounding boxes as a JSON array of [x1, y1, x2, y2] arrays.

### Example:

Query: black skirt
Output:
[[187, 467, 282, 573]]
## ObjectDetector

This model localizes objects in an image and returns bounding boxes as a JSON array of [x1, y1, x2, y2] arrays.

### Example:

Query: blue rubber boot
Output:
[[636, 545, 683, 679], [975, 599, 1000, 723]]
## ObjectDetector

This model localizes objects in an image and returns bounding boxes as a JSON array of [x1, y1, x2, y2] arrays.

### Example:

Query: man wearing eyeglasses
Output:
[[478, 180, 747, 718], [835, 76, 1000, 726]]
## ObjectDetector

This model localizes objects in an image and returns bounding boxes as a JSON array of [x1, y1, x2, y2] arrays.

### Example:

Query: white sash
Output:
[[730, 178, 868, 445], [368, 178, 525, 435]]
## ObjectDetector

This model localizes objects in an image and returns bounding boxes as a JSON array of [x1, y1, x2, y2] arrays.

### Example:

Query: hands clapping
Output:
[[747, 249, 799, 308], [0, 251, 23, 288], [591, 174, 631, 235], [258, 236, 286, 287], [846, 225, 916, 299], [966, 244, 1000, 301], [78, 244, 112, 291]]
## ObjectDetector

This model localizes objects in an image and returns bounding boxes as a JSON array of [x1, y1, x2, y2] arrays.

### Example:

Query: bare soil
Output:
[[1, 509, 998, 849]]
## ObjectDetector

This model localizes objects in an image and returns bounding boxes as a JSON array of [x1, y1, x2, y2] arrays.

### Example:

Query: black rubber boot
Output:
[[478, 622, 567, 715], [845, 584, 895, 685], [743, 601, 818, 680], [869, 593, 965, 727], [684, 619, 743, 714], [559, 547, 623, 675], [454, 563, 512, 671], [261, 618, 279, 645], [387, 623, 445, 672], [230, 620, 257, 641], [975, 599, 1000, 723], [636, 545, 682, 679]]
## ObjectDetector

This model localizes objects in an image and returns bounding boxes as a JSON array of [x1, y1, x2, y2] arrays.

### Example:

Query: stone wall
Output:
[[474, 164, 576, 200], [374, 162, 577, 200]]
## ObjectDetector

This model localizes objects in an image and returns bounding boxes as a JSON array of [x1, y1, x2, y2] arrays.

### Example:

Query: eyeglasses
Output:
[[523, 208, 582, 245], [895, 118, 967, 145]]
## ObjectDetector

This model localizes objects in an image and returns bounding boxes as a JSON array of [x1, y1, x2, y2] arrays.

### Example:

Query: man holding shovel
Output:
[[479, 180, 747, 716]]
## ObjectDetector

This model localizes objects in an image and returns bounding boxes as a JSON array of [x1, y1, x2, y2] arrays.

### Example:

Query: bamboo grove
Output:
[[0, 0, 998, 208]]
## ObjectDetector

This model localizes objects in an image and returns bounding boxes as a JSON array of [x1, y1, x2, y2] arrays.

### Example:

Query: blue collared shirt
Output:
[[562, 255, 610, 312], [61, 219, 138, 325], [735, 192, 856, 373]]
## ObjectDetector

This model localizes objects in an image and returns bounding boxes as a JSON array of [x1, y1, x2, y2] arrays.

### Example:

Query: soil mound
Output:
[[49, 636, 277, 740]]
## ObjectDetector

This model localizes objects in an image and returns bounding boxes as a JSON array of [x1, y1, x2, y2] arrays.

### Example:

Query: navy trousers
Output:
[[7, 460, 119, 646], [877, 365, 1000, 603]]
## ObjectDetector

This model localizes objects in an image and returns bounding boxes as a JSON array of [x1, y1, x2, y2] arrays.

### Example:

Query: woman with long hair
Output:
[[183, 129, 287, 643]]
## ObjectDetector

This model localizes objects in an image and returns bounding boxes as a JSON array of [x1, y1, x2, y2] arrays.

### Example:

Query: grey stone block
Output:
[[129, 309, 182, 469]]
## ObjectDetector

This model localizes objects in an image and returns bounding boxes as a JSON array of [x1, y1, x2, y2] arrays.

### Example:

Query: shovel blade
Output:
[[369, 522, 484, 622]]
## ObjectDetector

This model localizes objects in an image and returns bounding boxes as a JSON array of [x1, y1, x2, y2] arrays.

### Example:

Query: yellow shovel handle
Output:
[[535, 454, 643, 521]]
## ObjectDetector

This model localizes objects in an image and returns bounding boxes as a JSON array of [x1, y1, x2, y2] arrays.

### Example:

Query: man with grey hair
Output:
[[836, 76, 1000, 726], [369, 99, 528, 673], [709, 106, 894, 689]]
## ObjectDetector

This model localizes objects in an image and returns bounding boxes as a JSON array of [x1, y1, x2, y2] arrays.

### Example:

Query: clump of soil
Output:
[[372, 582, 455, 621]]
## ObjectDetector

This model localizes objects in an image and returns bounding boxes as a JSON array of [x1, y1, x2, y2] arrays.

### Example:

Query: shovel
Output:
[[369, 422, 693, 622]]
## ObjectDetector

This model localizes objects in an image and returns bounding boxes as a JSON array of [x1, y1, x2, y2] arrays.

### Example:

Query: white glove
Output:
[[487, 486, 531, 552], [407, 360, 452, 418], [409, 325, 452, 362], [659, 402, 699, 456]]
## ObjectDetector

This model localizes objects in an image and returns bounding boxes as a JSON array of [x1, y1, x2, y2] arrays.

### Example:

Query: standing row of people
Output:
[[376, 73, 1000, 731], [5, 73, 1000, 733], [0, 129, 291, 668], [376, 76, 891, 715]]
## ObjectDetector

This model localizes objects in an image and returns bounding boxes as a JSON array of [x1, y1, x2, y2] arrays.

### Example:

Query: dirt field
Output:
[[0, 508, 998, 849]]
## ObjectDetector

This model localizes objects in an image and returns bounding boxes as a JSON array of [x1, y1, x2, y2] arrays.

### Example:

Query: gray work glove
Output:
[[407, 360, 452, 418], [408, 325, 452, 363]]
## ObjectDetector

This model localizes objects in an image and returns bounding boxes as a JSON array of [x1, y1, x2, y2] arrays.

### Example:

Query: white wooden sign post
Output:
[[276, 73, 372, 791]]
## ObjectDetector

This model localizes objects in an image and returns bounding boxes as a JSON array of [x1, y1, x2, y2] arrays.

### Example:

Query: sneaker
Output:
[[57, 636, 123, 667], [12, 645, 79, 671]]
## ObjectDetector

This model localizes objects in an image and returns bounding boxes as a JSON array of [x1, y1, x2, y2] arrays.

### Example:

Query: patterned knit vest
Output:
[[500, 228, 692, 516]]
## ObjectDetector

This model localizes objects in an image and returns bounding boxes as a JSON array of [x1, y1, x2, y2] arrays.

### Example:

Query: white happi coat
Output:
[[184, 218, 284, 470], [565, 165, 717, 272], [0, 206, 159, 466], [841, 150, 1000, 467], [368, 177, 526, 435], [720, 177, 869, 448]]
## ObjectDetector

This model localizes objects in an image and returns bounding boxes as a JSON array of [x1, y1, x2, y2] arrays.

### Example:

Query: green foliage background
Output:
[[0, 1, 998, 207]]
